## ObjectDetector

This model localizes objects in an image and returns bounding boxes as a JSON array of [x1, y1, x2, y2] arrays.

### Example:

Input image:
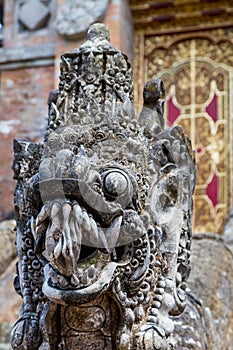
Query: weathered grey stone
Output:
[[56, 0, 110, 39], [173, 234, 233, 350], [0, 220, 16, 275], [0, 258, 21, 324], [11, 24, 196, 349], [0, 322, 14, 349], [0, 256, 21, 347], [223, 206, 233, 254], [0, 344, 11, 350]]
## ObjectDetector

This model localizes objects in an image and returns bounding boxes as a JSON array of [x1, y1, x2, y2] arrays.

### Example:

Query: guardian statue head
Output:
[[11, 23, 195, 350]]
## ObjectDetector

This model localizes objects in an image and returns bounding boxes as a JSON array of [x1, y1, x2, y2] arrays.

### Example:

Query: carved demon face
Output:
[[11, 23, 196, 350], [34, 123, 152, 306]]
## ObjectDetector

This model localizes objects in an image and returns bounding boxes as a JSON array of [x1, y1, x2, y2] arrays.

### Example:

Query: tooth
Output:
[[51, 274, 58, 284], [105, 216, 122, 249], [58, 275, 69, 288], [77, 267, 83, 276], [87, 265, 96, 279], [81, 272, 89, 285], [71, 274, 80, 287]]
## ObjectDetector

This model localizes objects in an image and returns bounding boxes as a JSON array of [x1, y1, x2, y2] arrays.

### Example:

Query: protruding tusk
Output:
[[105, 215, 122, 249], [88, 214, 99, 246], [97, 225, 110, 253]]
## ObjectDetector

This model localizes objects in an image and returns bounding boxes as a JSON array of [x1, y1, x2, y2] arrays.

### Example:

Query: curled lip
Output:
[[38, 178, 123, 225], [35, 195, 129, 299], [43, 262, 119, 305], [35, 172, 144, 303]]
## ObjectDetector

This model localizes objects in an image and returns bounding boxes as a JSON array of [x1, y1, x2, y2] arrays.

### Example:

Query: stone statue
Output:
[[11, 23, 196, 350]]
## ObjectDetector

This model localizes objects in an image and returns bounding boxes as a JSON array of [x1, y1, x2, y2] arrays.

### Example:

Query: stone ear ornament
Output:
[[11, 23, 195, 350]]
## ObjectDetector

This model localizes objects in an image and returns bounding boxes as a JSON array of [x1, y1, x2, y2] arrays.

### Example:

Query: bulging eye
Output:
[[103, 171, 128, 197]]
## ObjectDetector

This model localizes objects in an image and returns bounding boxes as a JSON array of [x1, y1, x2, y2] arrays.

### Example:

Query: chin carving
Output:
[[11, 23, 196, 350]]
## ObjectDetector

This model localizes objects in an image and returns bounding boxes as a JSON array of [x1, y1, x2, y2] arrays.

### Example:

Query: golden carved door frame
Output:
[[134, 29, 233, 233]]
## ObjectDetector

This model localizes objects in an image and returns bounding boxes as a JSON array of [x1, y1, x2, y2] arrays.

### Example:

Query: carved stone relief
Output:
[[56, 0, 110, 39], [11, 24, 195, 349], [18, 0, 52, 31]]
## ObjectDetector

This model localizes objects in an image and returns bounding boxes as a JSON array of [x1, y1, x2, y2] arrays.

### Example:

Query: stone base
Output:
[[173, 233, 233, 350]]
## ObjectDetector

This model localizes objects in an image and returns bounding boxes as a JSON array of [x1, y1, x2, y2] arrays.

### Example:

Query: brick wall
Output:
[[105, 0, 134, 63], [0, 66, 54, 220], [0, 0, 134, 220], [3, 0, 57, 48]]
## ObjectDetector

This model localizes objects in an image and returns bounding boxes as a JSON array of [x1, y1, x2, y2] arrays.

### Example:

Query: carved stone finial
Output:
[[87, 23, 110, 41], [11, 24, 196, 350]]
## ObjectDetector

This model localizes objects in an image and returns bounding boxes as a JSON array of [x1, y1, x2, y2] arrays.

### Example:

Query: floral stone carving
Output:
[[10, 23, 196, 350]]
